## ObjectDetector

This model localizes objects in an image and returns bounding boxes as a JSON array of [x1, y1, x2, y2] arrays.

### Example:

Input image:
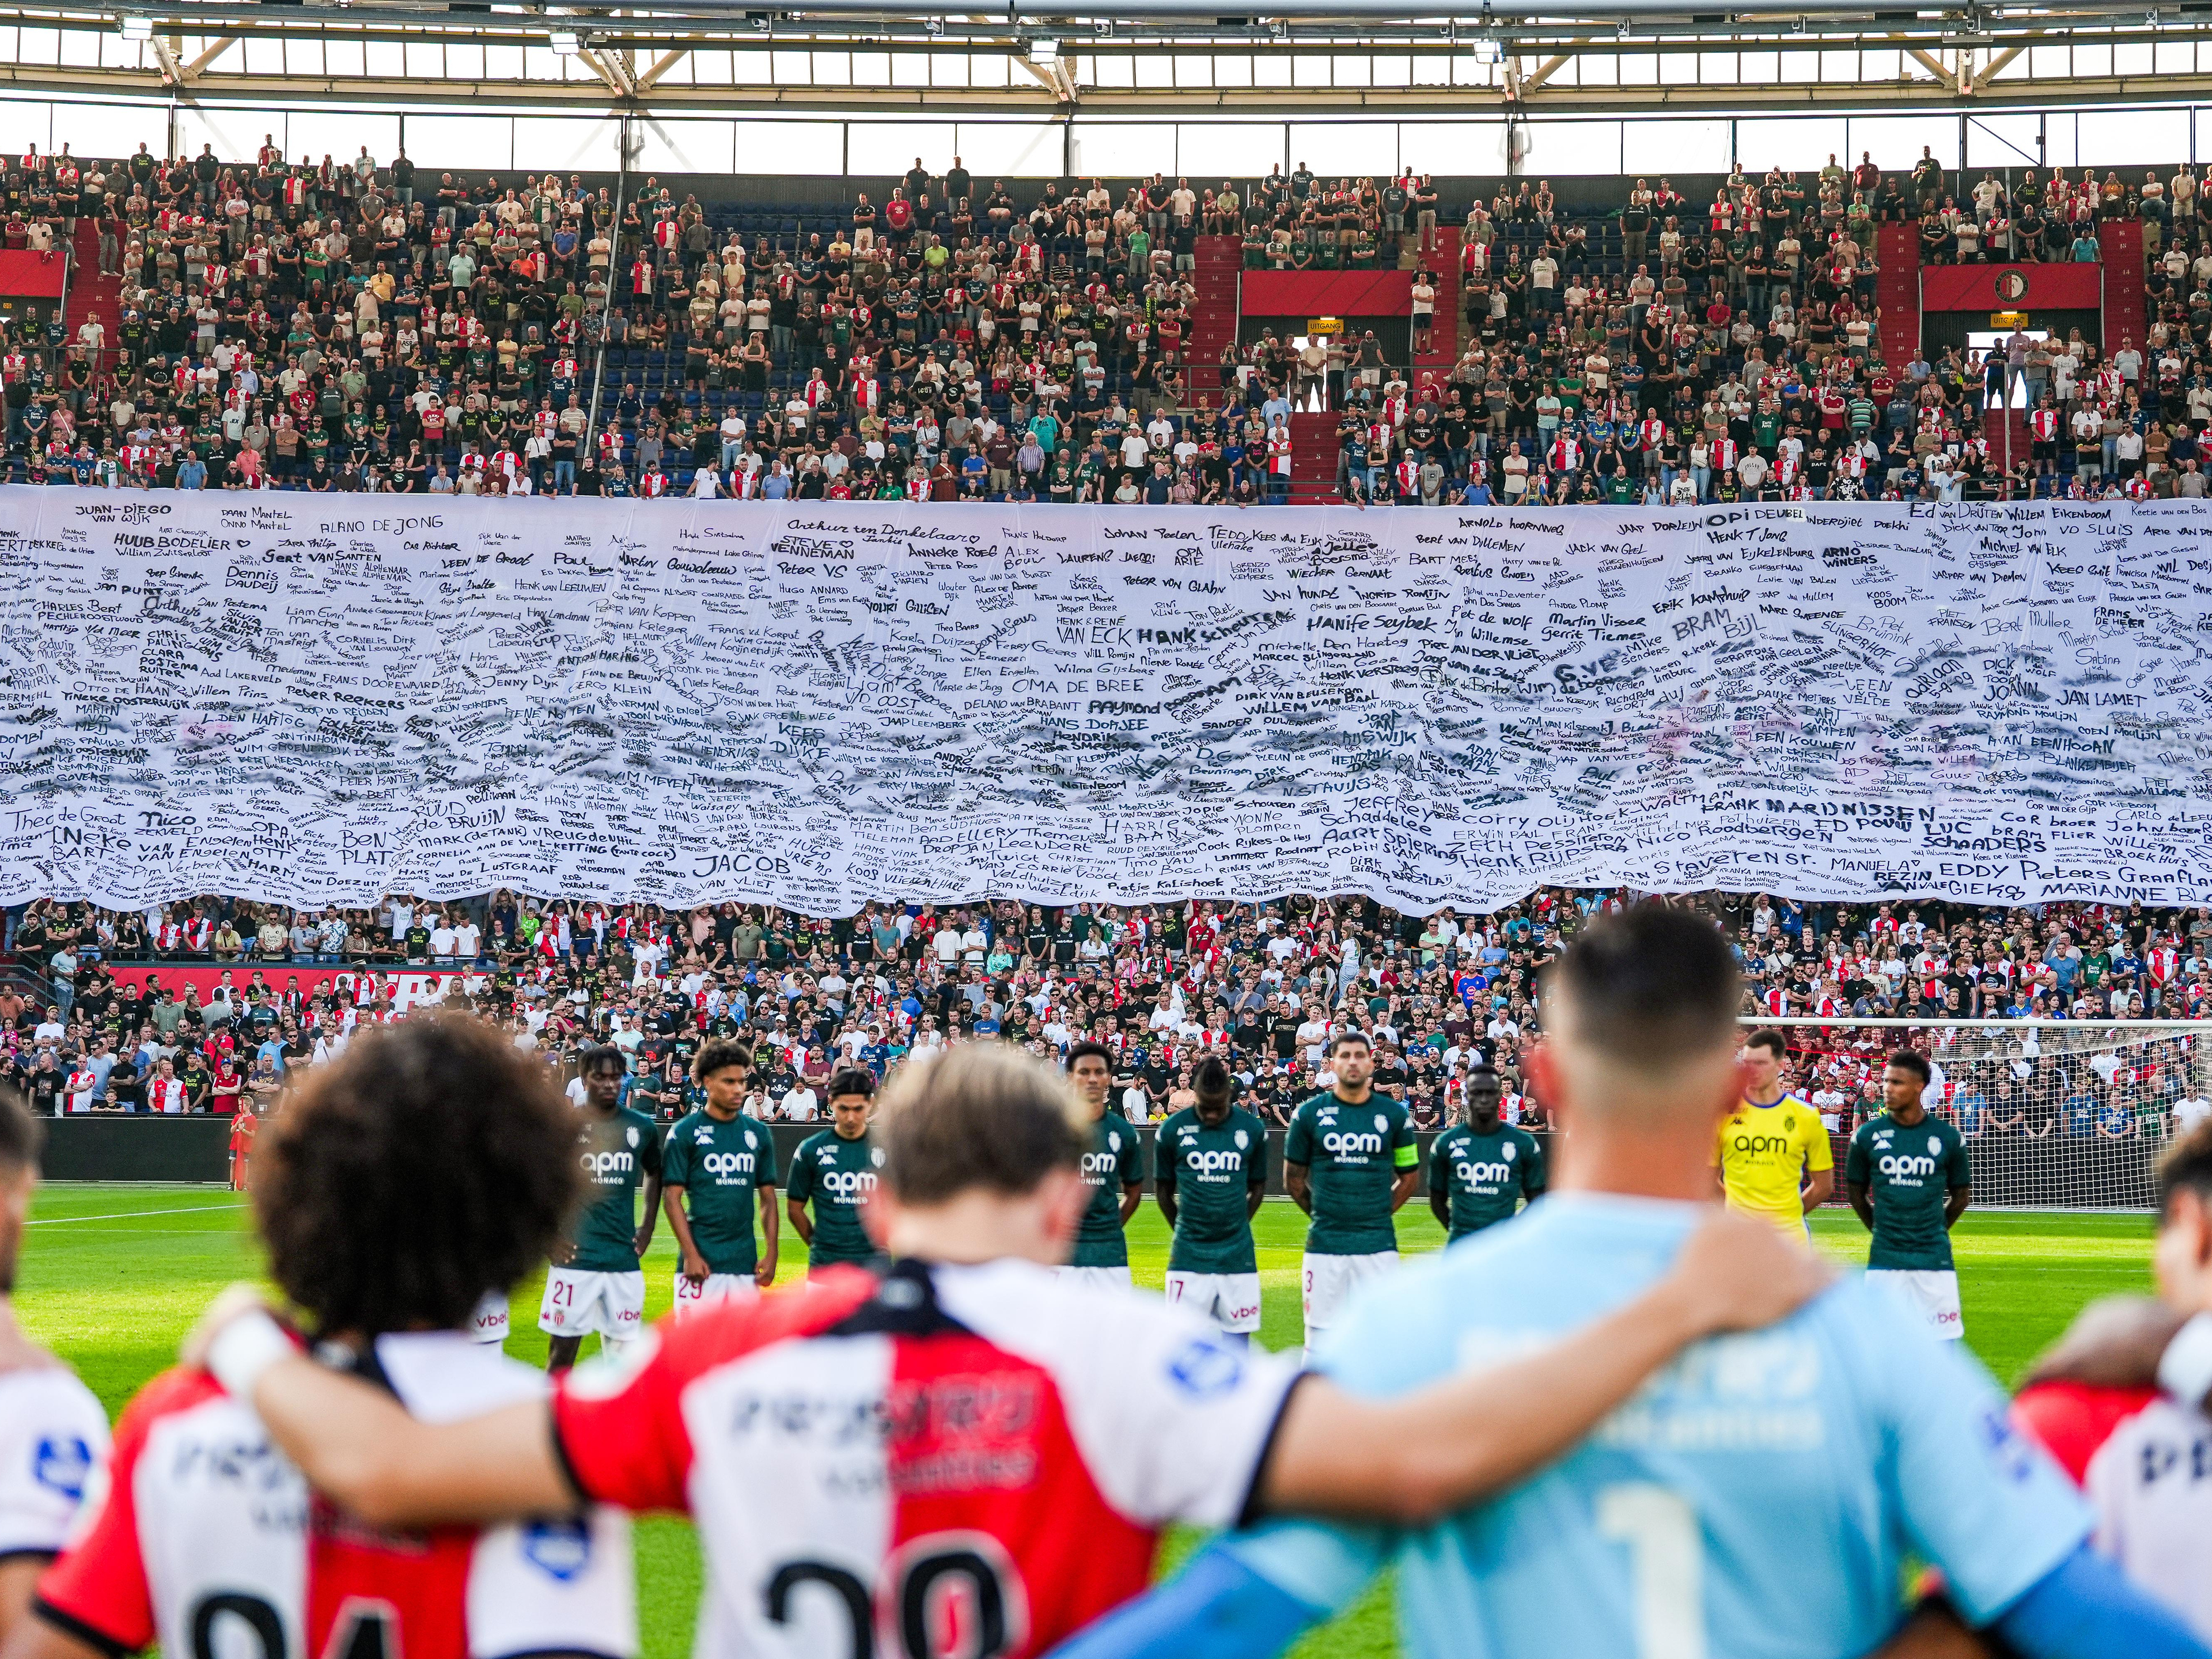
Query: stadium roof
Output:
[[0, 0, 2206, 120]]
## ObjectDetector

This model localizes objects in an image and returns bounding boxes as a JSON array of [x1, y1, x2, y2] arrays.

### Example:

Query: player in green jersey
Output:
[[1427, 1065, 1546, 1241], [539, 1045, 662, 1373], [1064, 1040, 1146, 1289], [1846, 1048, 1972, 1340], [1157, 1055, 1269, 1343], [660, 1037, 779, 1316], [1285, 1031, 1418, 1362], [786, 1066, 881, 1275]]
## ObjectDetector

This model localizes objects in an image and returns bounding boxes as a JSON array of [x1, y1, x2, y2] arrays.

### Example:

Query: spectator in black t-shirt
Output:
[[26, 1051, 60, 1117], [107, 1055, 142, 1115]]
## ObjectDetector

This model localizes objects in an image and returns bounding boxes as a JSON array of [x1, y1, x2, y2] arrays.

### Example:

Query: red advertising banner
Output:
[[0, 250, 67, 301], [1918, 263, 2103, 313], [104, 963, 483, 1013], [1240, 269, 1414, 320]]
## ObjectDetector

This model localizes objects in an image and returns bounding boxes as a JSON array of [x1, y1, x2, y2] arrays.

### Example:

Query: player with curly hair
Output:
[[18, 1016, 637, 1659]]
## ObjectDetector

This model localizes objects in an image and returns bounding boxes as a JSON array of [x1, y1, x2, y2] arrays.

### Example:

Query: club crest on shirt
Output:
[[521, 1517, 593, 1581], [1166, 1337, 1245, 1400], [33, 1434, 92, 1500]]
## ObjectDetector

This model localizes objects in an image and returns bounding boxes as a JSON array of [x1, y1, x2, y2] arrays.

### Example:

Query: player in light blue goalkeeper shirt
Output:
[[1050, 907, 2211, 1659]]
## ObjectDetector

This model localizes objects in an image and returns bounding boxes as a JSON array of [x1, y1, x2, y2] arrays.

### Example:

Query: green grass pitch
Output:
[[14, 1185, 2158, 1658]]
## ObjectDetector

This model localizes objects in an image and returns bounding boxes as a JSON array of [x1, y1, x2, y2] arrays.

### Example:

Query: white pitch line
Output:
[[29, 1202, 247, 1225]]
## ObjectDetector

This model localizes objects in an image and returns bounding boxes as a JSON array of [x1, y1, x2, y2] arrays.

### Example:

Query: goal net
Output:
[[1743, 1018, 2209, 1213]]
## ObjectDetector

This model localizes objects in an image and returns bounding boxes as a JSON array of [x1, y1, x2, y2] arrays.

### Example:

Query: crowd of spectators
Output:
[[0, 140, 2195, 503], [2, 888, 2207, 1147]]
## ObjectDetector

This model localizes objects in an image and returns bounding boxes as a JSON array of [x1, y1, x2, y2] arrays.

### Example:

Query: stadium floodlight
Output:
[[1028, 36, 1059, 63], [1471, 36, 1502, 62], [119, 14, 151, 40], [550, 28, 579, 53]]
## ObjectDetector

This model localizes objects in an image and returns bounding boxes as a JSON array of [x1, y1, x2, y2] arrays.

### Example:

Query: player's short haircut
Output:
[[2157, 1120, 2212, 1218], [579, 1043, 627, 1076], [1065, 1040, 1114, 1073], [874, 1042, 1083, 1207], [1548, 905, 1742, 1069], [692, 1037, 752, 1084], [1330, 1029, 1371, 1054], [827, 1066, 876, 1102], [1885, 1048, 1931, 1085], [1465, 1064, 1502, 1097], [0, 1086, 39, 1175], [255, 1015, 580, 1339], [1746, 1028, 1788, 1060], [1192, 1055, 1232, 1106]]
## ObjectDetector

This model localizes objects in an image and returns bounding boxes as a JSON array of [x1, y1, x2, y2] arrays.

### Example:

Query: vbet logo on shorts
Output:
[[1322, 1112, 1389, 1158], [33, 1434, 92, 1501], [521, 1517, 594, 1582]]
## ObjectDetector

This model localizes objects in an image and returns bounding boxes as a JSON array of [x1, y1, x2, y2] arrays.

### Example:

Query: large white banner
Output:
[[4, 489, 2210, 913]]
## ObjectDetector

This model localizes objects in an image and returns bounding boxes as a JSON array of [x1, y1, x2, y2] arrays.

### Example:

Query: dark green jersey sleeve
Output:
[[786, 1138, 818, 1206], [1427, 1130, 1457, 1196], [1283, 1104, 1316, 1166], [1945, 1130, 1971, 1190], [661, 1127, 693, 1188]]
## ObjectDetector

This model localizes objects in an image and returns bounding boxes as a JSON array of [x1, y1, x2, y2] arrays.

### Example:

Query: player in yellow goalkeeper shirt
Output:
[[1714, 1027, 1834, 1238]]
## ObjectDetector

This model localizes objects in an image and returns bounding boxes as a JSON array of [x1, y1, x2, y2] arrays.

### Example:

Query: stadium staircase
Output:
[[1411, 225, 1461, 386], [1981, 404, 2031, 473], [1874, 221, 1921, 370], [65, 219, 120, 376], [1188, 235, 1243, 380], [1286, 409, 1340, 505], [2097, 220, 2147, 353]]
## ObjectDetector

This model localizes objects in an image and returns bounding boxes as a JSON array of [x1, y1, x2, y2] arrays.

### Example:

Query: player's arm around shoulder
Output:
[[1048, 1210, 1844, 1659], [1256, 1206, 1836, 1527], [177, 1293, 581, 1532]]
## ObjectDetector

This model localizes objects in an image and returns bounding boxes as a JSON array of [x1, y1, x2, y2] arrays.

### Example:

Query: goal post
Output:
[[1736, 1017, 2209, 1213]]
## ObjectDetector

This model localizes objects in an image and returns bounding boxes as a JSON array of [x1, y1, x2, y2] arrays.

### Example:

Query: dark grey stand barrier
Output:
[[40, 1116, 235, 1184], [47, 1119, 2142, 1210]]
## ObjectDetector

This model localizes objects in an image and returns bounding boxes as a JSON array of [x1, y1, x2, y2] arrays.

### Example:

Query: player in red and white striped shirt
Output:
[[202, 1043, 1825, 1659], [2014, 1122, 2212, 1643], [0, 1096, 110, 1646], [22, 1019, 634, 1659]]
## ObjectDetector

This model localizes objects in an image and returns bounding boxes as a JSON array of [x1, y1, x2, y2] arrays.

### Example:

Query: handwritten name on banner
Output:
[[0, 490, 2206, 913]]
